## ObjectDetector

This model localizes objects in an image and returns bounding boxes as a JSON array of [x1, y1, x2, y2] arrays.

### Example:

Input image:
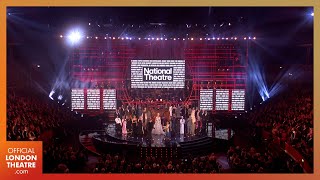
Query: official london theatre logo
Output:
[[143, 67, 174, 81]]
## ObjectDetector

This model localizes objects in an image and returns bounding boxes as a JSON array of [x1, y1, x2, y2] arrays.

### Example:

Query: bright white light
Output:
[[234, 37, 237, 40], [86, 36, 89, 39], [173, 38, 176, 41], [200, 38, 202, 40], [67, 29, 83, 45], [95, 37, 98, 39], [228, 23, 231, 26], [113, 37, 115, 40], [148, 38, 151, 40], [311, 12, 314, 16], [191, 38, 194, 41], [121, 37, 124, 40], [253, 37, 256, 40], [60, 35, 63, 38], [104, 37, 107, 39], [152, 38, 155, 40], [138, 38, 141, 40], [49, 90, 55, 100], [244, 37, 247, 40], [37, 65, 40, 68], [160, 38, 163, 40], [280, 66, 283, 69], [58, 95, 63, 100], [89, 23, 91, 25], [156, 38, 159, 40]]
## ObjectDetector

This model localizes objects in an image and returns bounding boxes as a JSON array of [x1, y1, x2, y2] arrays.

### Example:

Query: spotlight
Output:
[[200, 38, 202, 40], [67, 29, 83, 45], [156, 38, 159, 40], [138, 38, 141, 40], [58, 95, 63, 100], [311, 12, 314, 16], [191, 38, 194, 41], [173, 38, 176, 41], [160, 38, 163, 40], [234, 37, 237, 40], [104, 37, 107, 39], [121, 37, 124, 40], [89, 23, 91, 25], [86, 36, 89, 39], [253, 37, 256, 40], [113, 37, 116, 40], [49, 90, 55, 100], [280, 66, 283, 69], [244, 37, 247, 40], [37, 65, 40, 68], [95, 36, 98, 39], [8, 13, 11, 16], [60, 35, 63, 38]]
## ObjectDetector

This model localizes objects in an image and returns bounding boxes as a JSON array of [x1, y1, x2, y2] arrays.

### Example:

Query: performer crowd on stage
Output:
[[114, 104, 210, 137]]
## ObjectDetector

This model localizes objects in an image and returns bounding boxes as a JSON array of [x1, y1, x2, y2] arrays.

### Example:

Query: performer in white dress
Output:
[[152, 113, 165, 135], [191, 108, 196, 135], [180, 116, 186, 134], [122, 118, 127, 134]]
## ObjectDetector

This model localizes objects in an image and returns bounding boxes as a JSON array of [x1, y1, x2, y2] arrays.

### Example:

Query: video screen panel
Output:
[[231, 89, 245, 111], [103, 89, 117, 110], [71, 89, 84, 110], [87, 89, 100, 110], [215, 89, 229, 111], [200, 89, 213, 110], [131, 60, 185, 88]]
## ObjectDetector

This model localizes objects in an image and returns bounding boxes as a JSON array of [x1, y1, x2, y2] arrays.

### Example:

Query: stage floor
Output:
[[102, 123, 234, 147]]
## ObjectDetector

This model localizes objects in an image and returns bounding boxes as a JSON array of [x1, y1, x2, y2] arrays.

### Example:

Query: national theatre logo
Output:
[[143, 67, 174, 81]]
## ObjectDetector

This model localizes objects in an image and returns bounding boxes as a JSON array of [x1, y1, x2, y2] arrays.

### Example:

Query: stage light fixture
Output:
[[253, 37, 256, 40], [191, 38, 194, 40], [138, 38, 141, 40], [113, 37, 116, 40], [173, 38, 176, 40], [311, 12, 314, 16], [60, 35, 63, 38], [67, 29, 83, 45], [37, 65, 40, 68], [49, 90, 55, 100], [234, 37, 237, 40], [95, 36, 98, 39], [244, 37, 247, 40], [104, 37, 107, 39], [160, 38, 163, 40]]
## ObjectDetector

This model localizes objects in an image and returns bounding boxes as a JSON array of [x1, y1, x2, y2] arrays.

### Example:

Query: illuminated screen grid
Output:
[[215, 89, 229, 111], [131, 60, 185, 88], [200, 89, 213, 110], [231, 89, 245, 111], [87, 89, 100, 110], [71, 89, 84, 110], [103, 89, 117, 110]]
